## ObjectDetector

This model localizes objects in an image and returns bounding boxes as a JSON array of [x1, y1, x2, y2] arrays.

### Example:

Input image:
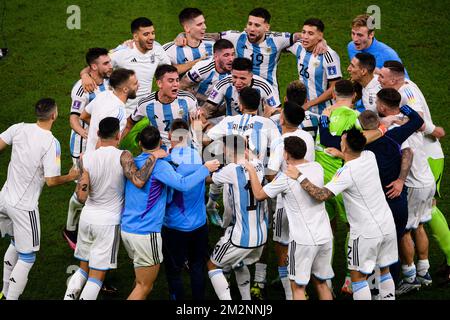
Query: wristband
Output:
[[378, 123, 387, 136], [297, 174, 306, 183]]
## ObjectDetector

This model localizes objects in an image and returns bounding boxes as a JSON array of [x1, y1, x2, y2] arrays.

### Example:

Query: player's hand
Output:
[[263, 104, 276, 118], [81, 129, 88, 139], [204, 159, 221, 172], [152, 149, 168, 159], [324, 147, 343, 158], [302, 102, 310, 111], [122, 39, 134, 49], [313, 38, 327, 56], [432, 126, 446, 139], [81, 73, 97, 93], [385, 178, 404, 199], [322, 106, 332, 117], [68, 165, 80, 181], [380, 115, 401, 128], [285, 164, 301, 180], [174, 33, 187, 47]]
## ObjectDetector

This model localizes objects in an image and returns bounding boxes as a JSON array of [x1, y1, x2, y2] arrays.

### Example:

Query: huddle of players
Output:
[[0, 6, 447, 301]]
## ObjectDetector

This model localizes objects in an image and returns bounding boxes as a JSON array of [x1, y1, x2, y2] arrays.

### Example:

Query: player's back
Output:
[[81, 146, 125, 225], [1, 123, 60, 210], [402, 132, 435, 188]]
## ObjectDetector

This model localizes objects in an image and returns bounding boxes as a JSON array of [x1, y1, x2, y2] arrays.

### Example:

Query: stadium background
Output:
[[0, 0, 448, 299]]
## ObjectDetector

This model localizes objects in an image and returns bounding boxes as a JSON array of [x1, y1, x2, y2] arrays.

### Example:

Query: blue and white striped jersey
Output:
[[207, 74, 280, 116], [131, 90, 198, 148], [163, 40, 214, 65], [186, 58, 230, 97], [212, 160, 269, 248], [220, 31, 293, 99], [69, 79, 109, 158], [288, 43, 342, 115]]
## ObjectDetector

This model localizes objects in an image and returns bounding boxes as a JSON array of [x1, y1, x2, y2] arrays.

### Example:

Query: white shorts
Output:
[[0, 194, 40, 253], [121, 231, 163, 268], [273, 198, 289, 245], [288, 240, 334, 285], [74, 220, 120, 271], [406, 185, 435, 229], [347, 233, 398, 275], [210, 227, 264, 269]]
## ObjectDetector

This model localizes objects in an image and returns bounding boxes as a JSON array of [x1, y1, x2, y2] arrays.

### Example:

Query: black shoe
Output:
[[101, 282, 119, 296], [62, 228, 77, 250]]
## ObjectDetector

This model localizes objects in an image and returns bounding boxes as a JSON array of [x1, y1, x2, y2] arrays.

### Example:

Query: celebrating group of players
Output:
[[0, 7, 448, 301]]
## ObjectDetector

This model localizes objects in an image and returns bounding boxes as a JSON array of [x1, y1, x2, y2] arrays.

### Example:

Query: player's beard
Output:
[[127, 90, 137, 100]]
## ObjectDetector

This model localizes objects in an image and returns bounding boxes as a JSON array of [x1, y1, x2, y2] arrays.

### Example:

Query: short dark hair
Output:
[[344, 127, 366, 152], [355, 52, 376, 73], [358, 110, 379, 130], [377, 88, 401, 109], [284, 136, 307, 160], [35, 98, 57, 120], [248, 8, 271, 23], [98, 117, 120, 139], [334, 79, 354, 98], [139, 126, 161, 150], [303, 18, 325, 32], [170, 118, 189, 132], [286, 80, 307, 105], [109, 68, 135, 90], [131, 17, 153, 34], [86, 48, 109, 66], [213, 39, 234, 53], [155, 64, 178, 81], [283, 101, 305, 127], [178, 8, 203, 25], [383, 60, 405, 76], [239, 87, 260, 111], [232, 57, 253, 72]]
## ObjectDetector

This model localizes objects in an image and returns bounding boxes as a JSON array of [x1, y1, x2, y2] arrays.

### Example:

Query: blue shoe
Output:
[[416, 272, 432, 286], [396, 278, 421, 296], [207, 207, 223, 227]]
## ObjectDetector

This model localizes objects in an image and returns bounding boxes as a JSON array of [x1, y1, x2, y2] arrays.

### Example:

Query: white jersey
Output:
[[110, 42, 171, 116], [362, 75, 381, 112], [70, 79, 110, 158], [263, 161, 332, 245], [206, 113, 281, 164], [80, 146, 125, 226], [398, 79, 443, 159], [325, 151, 396, 239], [131, 90, 197, 148], [212, 160, 268, 248], [401, 132, 435, 188], [163, 40, 214, 65], [0, 123, 61, 211], [287, 43, 342, 115], [186, 58, 230, 97], [207, 74, 280, 116], [268, 129, 315, 173], [85, 91, 127, 153], [221, 31, 293, 99]]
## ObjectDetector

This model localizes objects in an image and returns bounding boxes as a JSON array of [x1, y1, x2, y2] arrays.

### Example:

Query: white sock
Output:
[[64, 268, 88, 300], [66, 193, 83, 231], [379, 273, 395, 300], [234, 265, 251, 300], [352, 280, 371, 300], [6, 256, 34, 300], [278, 266, 292, 300], [254, 262, 267, 284], [2, 244, 18, 297], [416, 259, 430, 277], [208, 269, 231, 300], [79, 277, 102, 300], [401, 263, 416, 282]]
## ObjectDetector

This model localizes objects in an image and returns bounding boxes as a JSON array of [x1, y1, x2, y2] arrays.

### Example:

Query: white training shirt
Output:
[[206, 113, 281, 164], [212, 160, 268, 248], [84, 91, 127, 153], [110, 42, 171, 116], [325, 151, 396, 239], [263, 161, 332, 245], [0, 123, 61, 211], [362, 74, 381, 112], [80, 146, 125, 225], [398, 79, 443, 159]]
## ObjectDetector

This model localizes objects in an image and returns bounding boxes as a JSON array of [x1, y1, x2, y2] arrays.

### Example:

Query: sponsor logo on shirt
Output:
[[190, 71, 200, 81], [267, 96, 276, 107], [327, 66, 337, 76], [72, 100, 82, 110], [150, 55, 155, 63], [131, 58, 137, 63]]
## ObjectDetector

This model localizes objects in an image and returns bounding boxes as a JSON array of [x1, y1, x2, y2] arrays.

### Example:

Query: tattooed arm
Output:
[[386, 147, 413, 199], [120, 150, 158, 188], [75, 159, 89, 204]]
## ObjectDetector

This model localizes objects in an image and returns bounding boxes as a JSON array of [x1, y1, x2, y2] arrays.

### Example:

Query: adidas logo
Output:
[[239, 280, 250, 287], [9, 277, 16, 283], [66, 293, 76, 299], [383, 293, 394, 298], [131, 58, 137, 63], [4, 261, 12, 267]]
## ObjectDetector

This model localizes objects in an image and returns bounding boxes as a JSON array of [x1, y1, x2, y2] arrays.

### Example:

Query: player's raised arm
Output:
[[244, 161, 268, 201], [45, 165, 79, 187], [120, 150, 161, 189], [285, 164, 334, 201]]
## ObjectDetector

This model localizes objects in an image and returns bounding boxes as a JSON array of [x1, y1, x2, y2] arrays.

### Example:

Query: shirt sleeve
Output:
[[130, 100, 146, 122], [270, 32, 293, 50], [324, 165, 352, 196], [0, 123, 23, 145], [70, 83, 88, 115], [263, 173, 289, 198], [154, 160, 209, 192], [207, 81, 227, 106], [324, 49, 342, 80], [267, 140, 284, 172], [206, 118, 228, 140], [286, 41, 300, 55], [211, 164, 234, 186], [157, 45, 173, 66], [42, 138, 61, 178], [263, 87, 281, 108], [219, 30, 242, 45], [109, 47, 123, 69]]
